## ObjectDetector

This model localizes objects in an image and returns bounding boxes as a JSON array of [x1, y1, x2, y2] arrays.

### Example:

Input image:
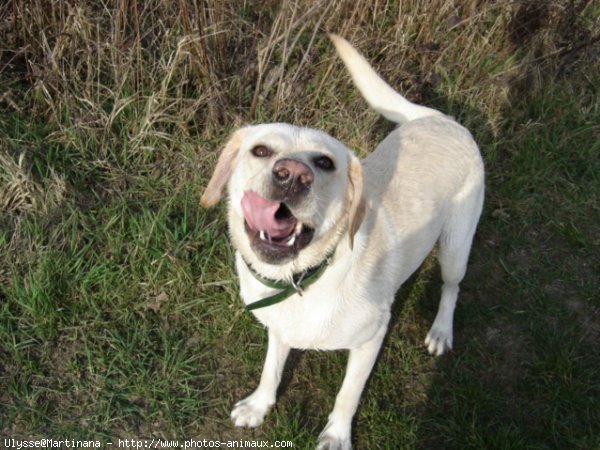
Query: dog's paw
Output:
[[425, 325, 453, 356], [230, 394, 272, 428], [316, 422, 352, 450]]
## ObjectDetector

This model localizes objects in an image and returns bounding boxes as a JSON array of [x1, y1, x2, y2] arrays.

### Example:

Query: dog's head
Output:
[[201, 123, 364, 280]]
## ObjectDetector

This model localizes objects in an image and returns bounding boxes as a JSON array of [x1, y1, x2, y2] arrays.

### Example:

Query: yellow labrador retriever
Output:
[[201, 35, 484, 449]]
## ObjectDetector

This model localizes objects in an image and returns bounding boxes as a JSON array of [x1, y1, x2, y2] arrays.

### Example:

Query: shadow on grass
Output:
[[414, 240, 600, 449], [409, 29, 600, 450]]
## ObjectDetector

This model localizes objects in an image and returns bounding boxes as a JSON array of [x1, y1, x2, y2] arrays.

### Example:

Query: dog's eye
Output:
[[314, 156, 335, 171], [251, 145, 273, 158]]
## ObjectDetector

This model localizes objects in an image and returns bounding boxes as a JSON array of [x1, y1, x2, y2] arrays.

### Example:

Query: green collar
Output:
[[244, 255, 333, 311]]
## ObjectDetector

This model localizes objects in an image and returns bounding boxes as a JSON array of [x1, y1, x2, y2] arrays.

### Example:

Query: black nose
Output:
[[272, 158, 314, 188], [271, 158, 314, 203]]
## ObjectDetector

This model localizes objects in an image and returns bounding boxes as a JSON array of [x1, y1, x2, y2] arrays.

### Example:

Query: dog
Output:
[[201, 34, 484, 450]]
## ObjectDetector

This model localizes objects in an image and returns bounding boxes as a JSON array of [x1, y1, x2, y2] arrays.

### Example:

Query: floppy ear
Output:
[[348, 155, 365, 249], [200, 128, 247, 207]]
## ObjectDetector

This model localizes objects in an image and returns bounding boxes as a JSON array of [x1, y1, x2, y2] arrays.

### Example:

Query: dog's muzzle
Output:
[[241, 190, 315, 264]]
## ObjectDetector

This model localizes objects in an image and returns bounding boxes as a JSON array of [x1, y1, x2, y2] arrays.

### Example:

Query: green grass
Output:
[[1, 1, 599, 449]]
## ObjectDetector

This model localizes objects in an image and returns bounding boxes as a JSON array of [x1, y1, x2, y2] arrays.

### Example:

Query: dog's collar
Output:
[[243, 255, 333, 311]]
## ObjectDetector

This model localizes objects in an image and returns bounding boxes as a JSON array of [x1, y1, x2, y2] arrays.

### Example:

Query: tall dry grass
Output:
[[0, 0, 598, 216]]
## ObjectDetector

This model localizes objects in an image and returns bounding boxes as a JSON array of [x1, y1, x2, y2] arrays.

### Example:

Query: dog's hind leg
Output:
[[317, 323, 388, 450], [426, 187, 483, 356], [231, 330, 290, 427]]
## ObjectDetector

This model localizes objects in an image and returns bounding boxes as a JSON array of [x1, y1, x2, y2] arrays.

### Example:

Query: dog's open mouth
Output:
[[241, 191, 314, 262]]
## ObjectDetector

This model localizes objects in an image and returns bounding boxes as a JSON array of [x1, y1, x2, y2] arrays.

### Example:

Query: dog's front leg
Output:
[[231, 329, 290, 428], [317, 326, 387, 450]]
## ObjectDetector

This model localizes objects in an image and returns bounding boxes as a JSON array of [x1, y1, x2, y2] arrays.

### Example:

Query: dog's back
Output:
[[331, 35, 485, 358]]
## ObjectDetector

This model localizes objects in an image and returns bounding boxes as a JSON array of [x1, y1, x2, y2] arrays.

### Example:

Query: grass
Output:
[[1, 0, 599, 448]]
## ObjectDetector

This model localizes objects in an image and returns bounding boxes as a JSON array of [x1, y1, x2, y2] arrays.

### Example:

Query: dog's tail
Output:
[[329, 34, 442, 125]]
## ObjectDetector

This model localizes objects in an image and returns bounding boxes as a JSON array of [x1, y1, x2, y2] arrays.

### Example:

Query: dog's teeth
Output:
[[295, 223, 303, 235], [286, 235, 296, 247], [259, 230, 267, 241]]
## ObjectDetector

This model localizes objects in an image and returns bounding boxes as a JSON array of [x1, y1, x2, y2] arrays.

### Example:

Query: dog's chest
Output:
[[235, 254, 386, 350]]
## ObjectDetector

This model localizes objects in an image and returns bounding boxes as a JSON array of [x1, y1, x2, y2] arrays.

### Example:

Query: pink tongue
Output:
[[241, 191, 296, 239]]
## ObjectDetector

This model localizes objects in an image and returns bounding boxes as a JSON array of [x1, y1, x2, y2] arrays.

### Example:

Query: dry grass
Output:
[[1, 0, 597, 215], [0, 0, 598, 218]]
